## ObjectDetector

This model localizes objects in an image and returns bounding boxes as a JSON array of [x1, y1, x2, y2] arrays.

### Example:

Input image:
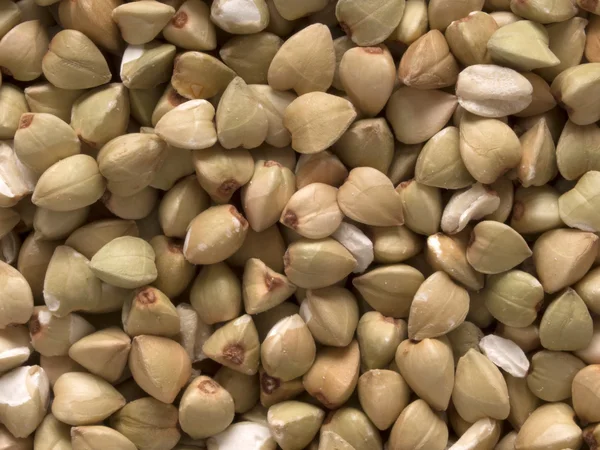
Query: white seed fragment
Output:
[[479, 334, 529, 378]]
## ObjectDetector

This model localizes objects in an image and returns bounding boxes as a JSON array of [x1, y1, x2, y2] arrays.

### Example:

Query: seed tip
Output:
[[260, 372, 280, 394], [29, 314, 41, 336], [282, 210, 298, 229], [198, 379, 219, 394], [136, 287, 156, 305], [223, 343, 245, 365], [167, 239, 183, 254], [19, 114, 34, 129], [363, 46, 383, 54], [340, 22, 352, 37], [512, 201, 524, 221], [265, 272, 284, 291], [171, 11, 188, 28]]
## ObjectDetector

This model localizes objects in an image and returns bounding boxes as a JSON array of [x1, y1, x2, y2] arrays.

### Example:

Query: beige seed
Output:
[[71, 83, 130, 149], [456, 64, 532, 117], [155, 99, 217, 150], [487, 20, 560, 71], [337, 167, 404, 227], [399, 30, 460, 90], [216, 77, 268, 150], [335, 0, 406, 46], [171, 51, 236, 100], [42, 30, 111, 90], [120, 41, 176, 90], [0, 20, 48, 81], [302, 340, 360, 409], [429, 0, 484, 31], [338, 46, 396, 117], [242, 160, 296, 233], [129, 335, 191, 403], [58, 0, 124, 54], [283, 92, 356, 155], [386, 87, 458, 145], [162, 2, 216, 50], [210, 0, 269, 35], [184, 205, 249, 265], [268, 24, 335, 95], [220, 33, 283, 85], [445, 11, 498, 66], [113, 1, 176, 46], [408, 271, 469, 341]]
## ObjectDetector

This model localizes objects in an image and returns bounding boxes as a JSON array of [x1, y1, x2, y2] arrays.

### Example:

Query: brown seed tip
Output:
[[554, 94, 574, 115], [218, 179, 240, 197], [282, 210, 298, 229], [264, 160, 282, 168], [167, 239, 183, 254], [512, 201, 524, 221], [323, 411, 335, 425], [77, 134, 97, 148], [265, 272, 284, 292], [580, 0, 599, 10], [29, 313, 41, 336], [136, 287, 157, 305], [260, 372, 280, 394], [483, 184, 498, 195], [363, 47, 384, 54], [198, 379, 219, 394], [171, 11, 188, 28], [535, 298, 544, 312], [19, 114, 34, 129], [315, 392, 333, 408], [455, 15, 472, 24], [340, 22, 352, 37], [583, 429, 598, 450], [229, 206, 248, 230], [223, 343, 245, 365], [468, 231, 476, 248], [168, 88, 187, 106]]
